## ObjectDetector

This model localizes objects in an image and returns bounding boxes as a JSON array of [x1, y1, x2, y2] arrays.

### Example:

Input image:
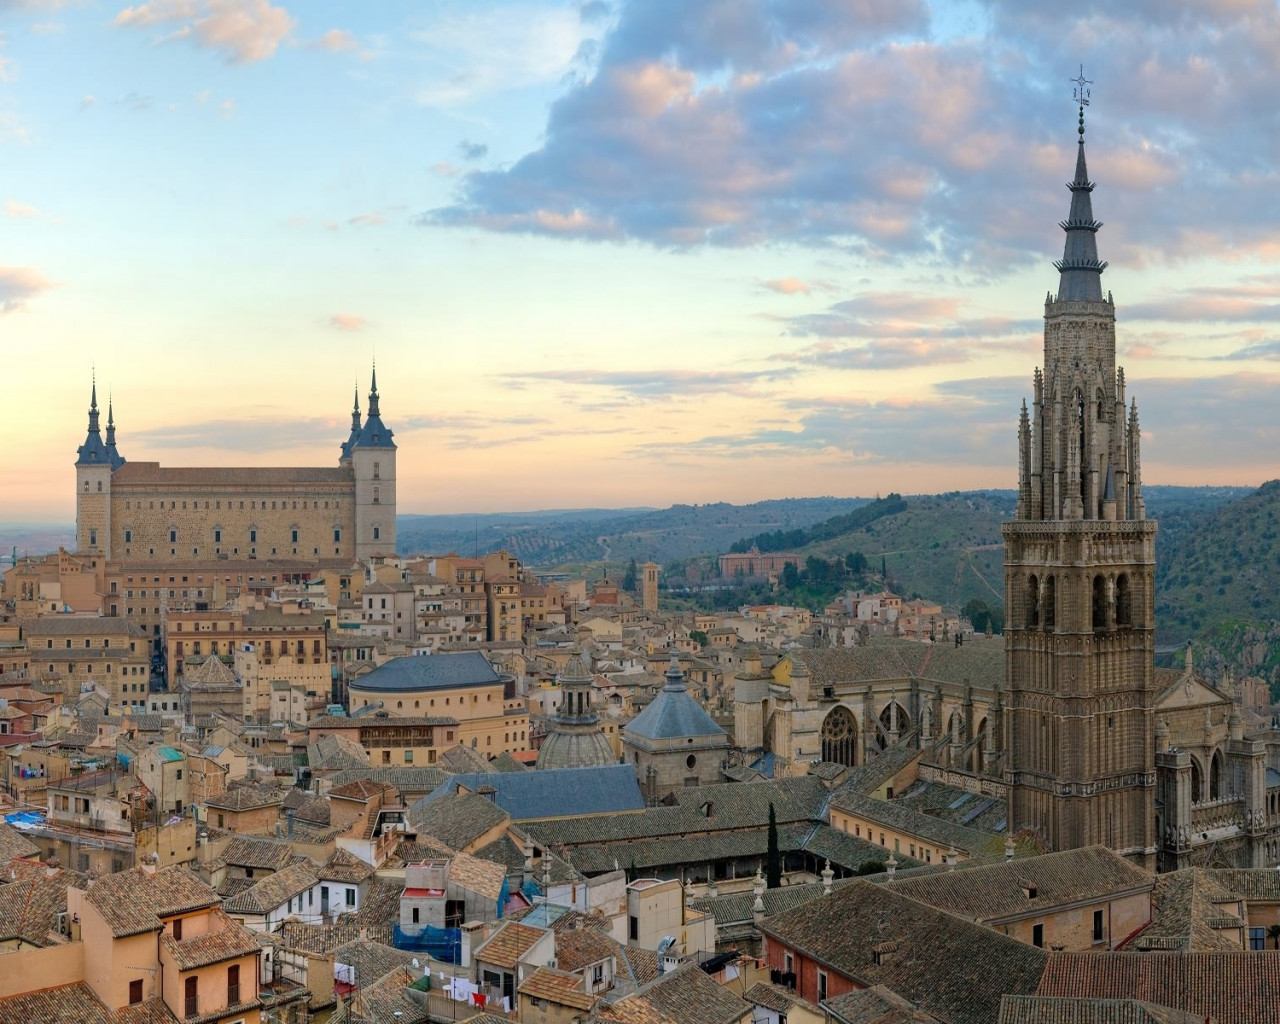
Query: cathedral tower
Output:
[[1003, 75, 1157, 867]]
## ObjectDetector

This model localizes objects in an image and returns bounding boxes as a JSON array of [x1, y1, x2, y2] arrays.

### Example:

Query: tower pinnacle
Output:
[[1053, 67, 1107, 302], [76, 373, 109, 466]]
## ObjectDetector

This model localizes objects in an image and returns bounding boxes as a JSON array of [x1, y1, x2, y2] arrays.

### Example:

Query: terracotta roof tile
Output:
[[475, 921, 547, 969], [517, 967, 595, 1011], [84, 866, 219, 938], [160, 908, 260, 970]]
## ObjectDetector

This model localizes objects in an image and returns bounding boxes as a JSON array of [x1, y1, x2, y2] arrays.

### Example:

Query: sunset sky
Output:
[[4, 0, 1280, 522]]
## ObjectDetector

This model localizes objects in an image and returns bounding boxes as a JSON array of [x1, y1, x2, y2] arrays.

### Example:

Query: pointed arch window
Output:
[[1115, 574, 1131, 626], [1043, 576, 1056, 629], [1210, 750, 1222, 801], [1027, 575, 1040, 628], [1092, 575, 1107, 630]]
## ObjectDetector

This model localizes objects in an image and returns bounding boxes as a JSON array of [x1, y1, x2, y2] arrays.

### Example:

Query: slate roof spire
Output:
[[103, 391, 125, 470], [340, 381, 362, 461], [1052, 67, 1107, 302], [75, 372, 110, 467], [351, 362, 396, 450]]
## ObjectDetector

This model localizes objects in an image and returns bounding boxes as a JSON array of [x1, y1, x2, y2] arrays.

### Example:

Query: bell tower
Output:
[[1003, 71, 1157, 867]]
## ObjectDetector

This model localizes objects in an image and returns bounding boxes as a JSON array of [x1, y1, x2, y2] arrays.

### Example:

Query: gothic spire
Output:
[[367, 363, 380, 418], [1053, 67, 1108, 302], [103, 391, 125, 469], [88, 373, 100, 434], [350, 362, 396, 450]]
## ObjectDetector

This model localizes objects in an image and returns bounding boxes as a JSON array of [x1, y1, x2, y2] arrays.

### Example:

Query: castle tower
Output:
[[1002, 75, 1157, 867], [349, 365, 397, 562], [641, 561, 659, 612], [75, 376, 113, 556]]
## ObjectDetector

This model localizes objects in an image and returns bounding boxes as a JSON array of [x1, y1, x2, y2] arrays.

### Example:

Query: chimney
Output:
[[140, 852, 158, 877], [821, 860, 834, 895], [885, 854, 897, 879], [1004, 837, 1015, 862], [945, 846, 958, 872]]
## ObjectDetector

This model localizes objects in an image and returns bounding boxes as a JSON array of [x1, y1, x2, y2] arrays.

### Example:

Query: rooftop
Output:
[[348, 652, 501, 693]]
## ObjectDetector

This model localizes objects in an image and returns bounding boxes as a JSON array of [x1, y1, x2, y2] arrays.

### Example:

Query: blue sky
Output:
[[4, 0, 1279, 519]]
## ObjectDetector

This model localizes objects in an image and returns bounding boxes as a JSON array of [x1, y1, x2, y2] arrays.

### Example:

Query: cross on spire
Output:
[[1072, 65, 1093, 139]]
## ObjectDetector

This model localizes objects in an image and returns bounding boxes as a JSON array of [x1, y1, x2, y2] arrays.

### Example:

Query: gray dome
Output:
[[536, 728, 616, 770]]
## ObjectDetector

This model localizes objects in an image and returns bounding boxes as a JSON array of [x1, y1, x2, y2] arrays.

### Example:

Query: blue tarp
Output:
[[393, 923, 462, 963]]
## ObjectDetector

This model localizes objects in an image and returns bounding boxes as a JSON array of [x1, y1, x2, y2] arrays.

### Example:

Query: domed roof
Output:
[[535, 729, 616, 770]]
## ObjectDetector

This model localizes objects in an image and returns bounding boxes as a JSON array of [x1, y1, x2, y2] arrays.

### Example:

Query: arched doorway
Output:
[[821, 706, 858, 767]]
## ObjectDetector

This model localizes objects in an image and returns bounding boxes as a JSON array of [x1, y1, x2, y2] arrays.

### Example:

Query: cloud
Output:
[[458, 139, 488, 161], [414, 0, 1280, 274], [328, 313, 367, 332], [500, 366, 796, 399], [0, 265, 54, 313], [309, 27, 359, 53], [348, 212, 386, 227], [5, 200, 38, 218], [129, 415, 344, 452], [79, 94, 96, 110], [114, 0, 295, 64], [762, 277, 811, 295], [1208, 340, 1280, 362]]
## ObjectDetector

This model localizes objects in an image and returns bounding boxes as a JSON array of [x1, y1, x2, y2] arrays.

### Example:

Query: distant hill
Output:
[[397, 497, 862, 568], [1155, 480, 1280, 643]]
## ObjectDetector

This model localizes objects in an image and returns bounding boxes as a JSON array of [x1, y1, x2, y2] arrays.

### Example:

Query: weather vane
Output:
[[1072, 65, 1092, 138]]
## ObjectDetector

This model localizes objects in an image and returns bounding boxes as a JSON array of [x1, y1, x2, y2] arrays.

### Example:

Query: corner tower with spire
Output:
[[1003, 71, 1158, 868], [76, 375, 123, 555], [348, 364, 397, 562]]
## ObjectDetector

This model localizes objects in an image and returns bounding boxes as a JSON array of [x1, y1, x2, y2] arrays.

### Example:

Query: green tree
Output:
[[846, 551, 868, 574], [623, 558, 638, 592], [780, 562, 800, 590], [689, 629, 708, 647], [765, 802, 782, 888]]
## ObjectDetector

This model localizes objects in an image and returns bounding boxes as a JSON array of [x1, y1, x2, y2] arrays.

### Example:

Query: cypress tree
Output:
[[765, 802, 782, 888]]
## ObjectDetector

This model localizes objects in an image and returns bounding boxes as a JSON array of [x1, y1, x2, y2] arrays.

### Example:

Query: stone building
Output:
[[74, 368, 396, 565], [623, 652, 729, 799]]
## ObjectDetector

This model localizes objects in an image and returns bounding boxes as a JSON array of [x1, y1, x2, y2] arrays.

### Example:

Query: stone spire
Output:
[[1053, 71, 1107, 302], [535, 652, 615, 769], [75, 374, 109, 466]]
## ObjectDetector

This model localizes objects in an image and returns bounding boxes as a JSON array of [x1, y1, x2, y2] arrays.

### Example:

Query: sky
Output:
[[4, 0, 1280, 521]]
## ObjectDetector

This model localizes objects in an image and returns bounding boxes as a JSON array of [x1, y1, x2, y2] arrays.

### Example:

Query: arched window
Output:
[[1115, 574, 1131, 626], [1096, 389, 1105, 422], [1191, 758, 1203, 803], [1210, 750, 1222, 801], [974, 717, 988, 774], [821, 706, 858, 767], [1044, 576, 1056, 629], [877, 702, 910, 751], [1027, 575, 1040, 628], [1092, 575, 1107, 630]]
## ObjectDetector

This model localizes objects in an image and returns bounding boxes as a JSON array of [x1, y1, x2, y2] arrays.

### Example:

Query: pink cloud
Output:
[[328, 313, 367, 332], [115, 0, 295, 64], [0, 266, 54, 313], [762, 277, 811, 295]]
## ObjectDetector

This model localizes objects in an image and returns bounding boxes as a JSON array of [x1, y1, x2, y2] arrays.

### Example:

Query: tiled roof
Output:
[[0, 870, 79, 946], [85, 866, 220, 938], [998, 996, 1205, 1024], [439, 743, 494, 774], [761, 879, 1047, 1024], [517, 967, 595, 1011], [887, 846, 1153, 924], [823, 985, 941, 1023], [742, 982, 824, 1018], [329, 937, 419, 988], [1037, 953, 1280, 1023], [320, 848, 375, 884], [206, 783, 287, 811], [325, 767, 450, 795], [827, 788, 991, 853], [552, 923, 620, 973], [309, 734, 371, 771], [421, 764, 644, 820], [0, 820, 40, 861], [489, 750, 530, 773], [330, 778, 394, 802], [345, 965, 429, 1024], [223, 861, 318, 915], [1125, 869, 1243, 952], [0, 982, 115, 1024], [406, 791, 509, 852], [475, 921, 547, 969], [160, 908, 260, 970], [446, 850, 508, 900], [1207, 867, 1280, 902], [221, 835, 296, 871], [795, 637, 1004, 689], [601, 962, 750, 1024], [348, 652, 500, 693]]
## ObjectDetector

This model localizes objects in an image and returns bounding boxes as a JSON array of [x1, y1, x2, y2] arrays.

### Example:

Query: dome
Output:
[[535, 728, 616, 770]]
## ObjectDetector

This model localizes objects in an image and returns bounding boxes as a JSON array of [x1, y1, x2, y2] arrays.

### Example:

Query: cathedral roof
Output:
[[351, 366, 396, 450]]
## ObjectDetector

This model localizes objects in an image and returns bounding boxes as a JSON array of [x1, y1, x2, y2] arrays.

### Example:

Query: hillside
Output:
[[1155, 480, 1280, 643], [396, 497, 862, 568]]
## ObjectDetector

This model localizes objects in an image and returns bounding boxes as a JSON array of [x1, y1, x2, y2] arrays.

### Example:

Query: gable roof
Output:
[[474, 921, 547, 969], [886, 846, 1153, 924], [83, 865, 220, 938], [406, 791, 509, 852], [599, 961, 750, 1024], [1126, 869, 1244, 952], [223, 861, 318, 916], [518, 967, 595, 1011], [998, 995, 1206, 1024], [761, 879, 1047, 1024], [1037, 952, 1280, 1023]]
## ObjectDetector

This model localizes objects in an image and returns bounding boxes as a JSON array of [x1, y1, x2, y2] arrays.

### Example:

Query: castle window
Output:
[[214, 529, 222, 544], [90, 528, 98, 547], [97, 480, 102, 492], [334, 528, 341, 543], [125, 529, 132, 543], [169, 528, 177, 543], [373, 487, 380, 504], [373, 526, 381, 541], [373, 461, 380, 479], [250, 529, 257, 543], [291, 528, 299, 543], [84, 481, 89, 492]]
